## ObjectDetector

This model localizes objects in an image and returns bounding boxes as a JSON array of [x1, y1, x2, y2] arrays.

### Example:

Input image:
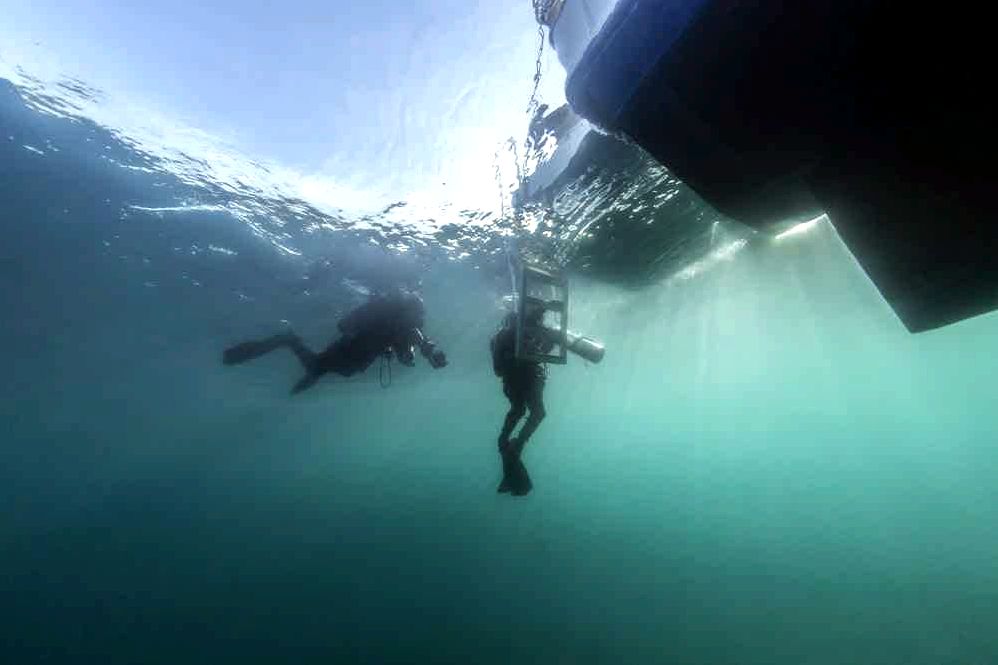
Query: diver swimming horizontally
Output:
[[222, 289, 448, 393]]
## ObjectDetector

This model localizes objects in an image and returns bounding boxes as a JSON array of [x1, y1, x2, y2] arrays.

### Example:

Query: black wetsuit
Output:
[[491, 322, 547, 455], [223, 292, 446, 393], [319, 294, 428, 376]]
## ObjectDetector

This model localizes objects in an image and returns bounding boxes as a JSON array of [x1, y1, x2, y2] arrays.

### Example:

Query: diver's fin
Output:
[[290, 372, 320, 395], [498, 452, 515, 493], [499, 446, 532, 497], [222, 335, 292, 366], [508, 456, 532, 496]]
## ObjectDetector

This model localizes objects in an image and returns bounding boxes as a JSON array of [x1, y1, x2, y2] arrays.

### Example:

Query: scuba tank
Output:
[[564, 329, 605, 364], [533, 323, 605, 364]]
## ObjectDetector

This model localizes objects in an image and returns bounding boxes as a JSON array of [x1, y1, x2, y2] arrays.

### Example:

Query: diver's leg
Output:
[[512, 378, 546, 455], [498, 382, 526, 453], [288, 337, 342, 395], [285, 334, 318, 371], [313, 336, 379, 378], [500, 379, 542, 497], [504, 386, 538, 497], [498, 391, 527, 494], [223, 333, 303, 366], [291, 336, 379, 394], [498, 406, 525, 454]]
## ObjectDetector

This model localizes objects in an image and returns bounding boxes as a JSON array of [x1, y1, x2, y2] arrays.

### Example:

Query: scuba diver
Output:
[[222, 289, 448, 393], [490, 304, 552, 496], [489, 260, 606, 497]]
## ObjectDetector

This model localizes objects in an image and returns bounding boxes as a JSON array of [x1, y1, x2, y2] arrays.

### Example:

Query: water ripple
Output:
[[2, 63, 748, 290]]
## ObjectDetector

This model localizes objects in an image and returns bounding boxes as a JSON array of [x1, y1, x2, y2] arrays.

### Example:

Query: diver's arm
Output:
[[522, 321, 559, 354]]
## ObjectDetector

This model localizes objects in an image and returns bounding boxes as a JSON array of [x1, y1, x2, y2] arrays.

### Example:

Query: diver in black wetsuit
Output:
[[223, 289, 448, 393], [490, 306, 552, 496]]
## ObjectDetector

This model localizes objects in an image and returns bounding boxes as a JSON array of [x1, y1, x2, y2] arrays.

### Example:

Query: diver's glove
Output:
[[395, 345, 416, 367], [415, 329, 448, 369], [429, 349, 448, 369]]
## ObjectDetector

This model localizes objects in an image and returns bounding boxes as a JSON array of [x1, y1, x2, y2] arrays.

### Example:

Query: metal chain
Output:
[[532, 0, 563, 26], [526, 24, 546, 115], [492, 2, 559, 221], [507, 137, 524, 191]]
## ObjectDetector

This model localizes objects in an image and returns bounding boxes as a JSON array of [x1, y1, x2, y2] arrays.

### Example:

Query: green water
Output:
[[8, 211, 997, 663]]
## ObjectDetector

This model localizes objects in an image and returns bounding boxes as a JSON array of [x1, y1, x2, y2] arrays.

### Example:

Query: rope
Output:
[[379, 350, 392, 388], [507, 242, 520, 302]]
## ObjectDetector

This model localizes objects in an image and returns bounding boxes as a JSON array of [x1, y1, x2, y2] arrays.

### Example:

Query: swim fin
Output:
[[498, 447, 532, 497], [222, 334, 292, 365], [290, 372, 320, 395], [508, 456, 532, 496]]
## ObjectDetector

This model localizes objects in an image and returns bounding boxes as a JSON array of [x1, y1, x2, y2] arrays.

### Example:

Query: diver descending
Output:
[[491, 263, 605, 496], [222, 289, 447, 393], [491, 306, 549, 496]]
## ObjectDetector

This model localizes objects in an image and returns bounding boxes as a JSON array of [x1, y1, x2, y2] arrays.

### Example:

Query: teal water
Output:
[[3, 39, 998, 665]]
